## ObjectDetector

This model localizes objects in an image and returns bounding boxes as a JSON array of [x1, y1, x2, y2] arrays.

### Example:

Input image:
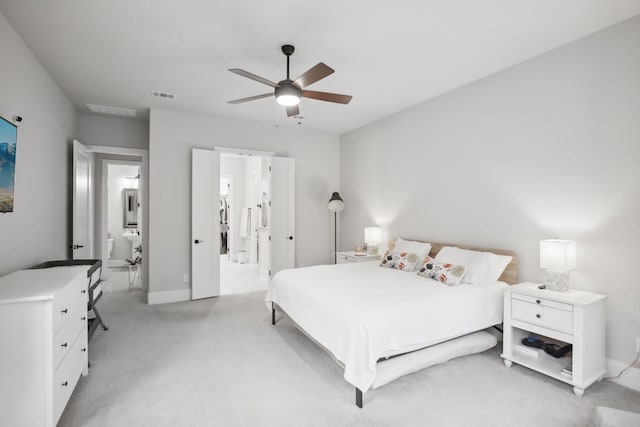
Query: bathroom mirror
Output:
[[123, 188, 138, 228]]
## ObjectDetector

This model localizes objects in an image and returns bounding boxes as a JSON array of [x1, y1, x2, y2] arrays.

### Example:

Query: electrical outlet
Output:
[[183, 274, 189, 283]]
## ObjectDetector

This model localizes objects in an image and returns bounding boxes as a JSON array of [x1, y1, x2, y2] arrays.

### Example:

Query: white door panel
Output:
[[270, 157, 295, 278], [191, 149, 221, 299], [72, 140, 93, 259]]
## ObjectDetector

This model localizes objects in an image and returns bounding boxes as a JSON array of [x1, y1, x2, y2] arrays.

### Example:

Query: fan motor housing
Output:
[[275, 80, 302, 98]]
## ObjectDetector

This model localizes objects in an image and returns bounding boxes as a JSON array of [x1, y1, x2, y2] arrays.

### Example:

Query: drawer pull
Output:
[[81, 289, 86, 294], [61, 381, 68, 387], [61, 342, 68, 348], [81, 316, 86, 321], [536, 299, 541, 304], [81, 348, 87, 352], [536, 314, 541, 319], [61, 308, 68, 314]]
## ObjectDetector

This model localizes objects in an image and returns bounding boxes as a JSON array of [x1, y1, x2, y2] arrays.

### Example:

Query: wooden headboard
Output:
[[390, 239, 518, 285]]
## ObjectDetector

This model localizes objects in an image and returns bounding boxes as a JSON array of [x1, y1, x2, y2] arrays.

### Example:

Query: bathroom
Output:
[[219, 153, 270, 294], [106, 162, 142, 289]]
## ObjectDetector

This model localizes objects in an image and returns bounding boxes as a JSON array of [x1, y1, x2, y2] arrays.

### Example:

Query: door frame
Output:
[[87, 145, 149, 292]]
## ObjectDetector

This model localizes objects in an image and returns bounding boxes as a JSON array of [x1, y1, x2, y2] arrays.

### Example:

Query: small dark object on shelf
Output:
[[521, 336, 572, 358]]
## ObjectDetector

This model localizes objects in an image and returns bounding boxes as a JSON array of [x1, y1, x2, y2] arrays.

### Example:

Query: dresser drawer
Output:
[[54, 303, 86, 369], [511, 297, 573, 335], [53, 274, 86, 333], [53, 329, 87, 424]]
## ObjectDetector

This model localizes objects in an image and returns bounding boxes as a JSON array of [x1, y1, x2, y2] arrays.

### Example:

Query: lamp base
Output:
[[544, 270, 570, 292], [367, 244, 379, 256]]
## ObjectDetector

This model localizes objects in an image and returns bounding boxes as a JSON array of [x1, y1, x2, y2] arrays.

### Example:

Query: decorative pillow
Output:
[[379, 250, 420, 272], [392, 238, 432, 271], [417, 256, 467, 286], [435, 246, 512, 284]]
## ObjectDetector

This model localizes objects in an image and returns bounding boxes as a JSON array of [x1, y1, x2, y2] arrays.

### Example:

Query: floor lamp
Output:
[[328, 192, 345, 264]]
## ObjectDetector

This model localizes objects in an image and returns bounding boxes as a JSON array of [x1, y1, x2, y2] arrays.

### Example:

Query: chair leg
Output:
[[356, 388, 363, 408]]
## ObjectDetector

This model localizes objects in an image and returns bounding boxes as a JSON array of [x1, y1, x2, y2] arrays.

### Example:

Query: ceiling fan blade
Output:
[[294, 63, 334, 88], [285, 105, 299, 117], [229, 69, 278, 88], [228, 93, 274, 104], [302, 90, 352, 104]]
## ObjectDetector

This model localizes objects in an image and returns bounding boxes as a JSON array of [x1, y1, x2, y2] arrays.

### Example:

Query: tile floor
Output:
[[100, 257, 266, 296], [220, 254, 268, 295]]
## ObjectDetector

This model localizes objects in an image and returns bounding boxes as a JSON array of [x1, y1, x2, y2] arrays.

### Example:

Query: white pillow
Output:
[[393, 238, 432, 270], [435, 246, 512, 284]]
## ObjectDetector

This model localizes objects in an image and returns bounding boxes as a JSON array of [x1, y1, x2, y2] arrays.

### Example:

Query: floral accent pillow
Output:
[[379, 250, 420, 272], [417, 256, 467, 286]]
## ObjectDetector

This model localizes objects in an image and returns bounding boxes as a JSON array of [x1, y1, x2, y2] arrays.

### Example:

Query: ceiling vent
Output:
[[151, 91, 175, 100], [87, 104, 137, 117]]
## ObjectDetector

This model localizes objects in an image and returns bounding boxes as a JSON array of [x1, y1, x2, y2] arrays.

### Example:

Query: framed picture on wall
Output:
[[0, 116, 18, 213]]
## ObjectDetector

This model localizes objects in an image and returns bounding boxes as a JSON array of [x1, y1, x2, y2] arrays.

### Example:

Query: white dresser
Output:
[[0, 266, 89, 426]]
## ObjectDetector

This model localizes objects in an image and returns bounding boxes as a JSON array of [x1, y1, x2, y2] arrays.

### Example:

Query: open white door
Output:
[[72, 140, 94, 259], [191, 149, 221, 299], [269, 157, 295, 279]]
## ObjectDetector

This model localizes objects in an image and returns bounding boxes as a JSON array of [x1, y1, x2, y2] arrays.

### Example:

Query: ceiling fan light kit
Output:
[[229, 44, 352, 117], [275, 84, 301, 106]]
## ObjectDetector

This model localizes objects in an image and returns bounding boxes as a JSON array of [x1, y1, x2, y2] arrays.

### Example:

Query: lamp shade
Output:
[[328, 192, 345, 212], [540, 239, 576, 271], [364, 227, 382, 245]]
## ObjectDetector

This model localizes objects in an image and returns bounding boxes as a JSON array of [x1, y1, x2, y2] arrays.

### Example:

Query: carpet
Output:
[[59, 290, 640, 427]]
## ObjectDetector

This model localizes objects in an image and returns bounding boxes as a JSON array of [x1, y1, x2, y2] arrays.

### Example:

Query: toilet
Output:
[[107, 238, 114, 259]]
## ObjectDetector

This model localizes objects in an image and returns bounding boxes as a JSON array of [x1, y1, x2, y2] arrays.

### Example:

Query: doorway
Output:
[[72, 141, 148, 294], [190, 147, 294, 300], [219, 153, 269, 295], [104, 161, 143, 293]]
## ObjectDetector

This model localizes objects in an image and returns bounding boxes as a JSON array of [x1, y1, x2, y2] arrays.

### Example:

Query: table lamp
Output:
[[540, 239, 576, 291], [364, 227, 382, 255]]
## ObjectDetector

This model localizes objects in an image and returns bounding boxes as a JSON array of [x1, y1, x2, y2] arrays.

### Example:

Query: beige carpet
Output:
[[59, 290, 640, 427]]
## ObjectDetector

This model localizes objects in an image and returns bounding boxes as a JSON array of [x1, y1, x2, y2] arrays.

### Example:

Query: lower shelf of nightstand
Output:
[[501, 352, 572, 384]]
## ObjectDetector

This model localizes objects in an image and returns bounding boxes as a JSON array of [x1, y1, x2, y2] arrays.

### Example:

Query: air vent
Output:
[[151, 91, 175, 100], [87, 104, 137, 117]]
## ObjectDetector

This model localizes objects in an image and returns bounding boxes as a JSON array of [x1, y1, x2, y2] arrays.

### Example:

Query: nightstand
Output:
[[335, 251, 380, 264], [501, 282, 607, 396]]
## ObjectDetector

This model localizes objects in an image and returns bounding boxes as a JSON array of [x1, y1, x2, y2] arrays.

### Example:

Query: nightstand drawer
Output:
[[512, 298, 573, 334], [512, 293, 573, 311], [336, 254, 352, 264]]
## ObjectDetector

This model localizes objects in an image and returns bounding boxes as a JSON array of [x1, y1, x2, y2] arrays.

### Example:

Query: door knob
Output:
[[288, 236, 293, 240], [194, 239, 204, 244]]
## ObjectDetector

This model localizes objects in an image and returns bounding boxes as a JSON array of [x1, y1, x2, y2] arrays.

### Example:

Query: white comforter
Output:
[[265, 261, 506, 392]]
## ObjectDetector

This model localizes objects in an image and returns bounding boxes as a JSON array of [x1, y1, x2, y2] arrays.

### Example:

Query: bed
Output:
[[265, 241, 517, 407]]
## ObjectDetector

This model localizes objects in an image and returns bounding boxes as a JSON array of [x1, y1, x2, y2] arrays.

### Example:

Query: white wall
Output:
[[340, 17, 640, 369], [148, 108, 340, 294], [107, 164, 139, 261], [78, 114, 148, 149], [0, 11, 77, 276]]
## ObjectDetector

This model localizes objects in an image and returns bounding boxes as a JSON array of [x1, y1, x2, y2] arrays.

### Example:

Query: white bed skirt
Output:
[[372, 330, 497, 389]]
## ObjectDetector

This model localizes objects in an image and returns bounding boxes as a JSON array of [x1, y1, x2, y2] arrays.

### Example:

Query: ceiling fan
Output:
[[228, 44, 352, 117]]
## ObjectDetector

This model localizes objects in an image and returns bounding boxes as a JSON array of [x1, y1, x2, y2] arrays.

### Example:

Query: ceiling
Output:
[[1, 1, 639, 135]]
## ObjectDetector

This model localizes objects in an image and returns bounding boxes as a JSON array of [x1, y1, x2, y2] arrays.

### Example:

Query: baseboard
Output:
[[606, 357, 640, 392], [147, 288, 191, 305]]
